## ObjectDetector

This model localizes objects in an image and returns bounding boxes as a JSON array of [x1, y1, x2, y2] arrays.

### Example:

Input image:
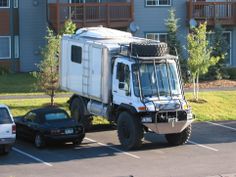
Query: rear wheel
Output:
[[165, 124, 192, 146], [34, 134, 45, 148], [70, 97, 92, 130], [117, 112, 143, 150]]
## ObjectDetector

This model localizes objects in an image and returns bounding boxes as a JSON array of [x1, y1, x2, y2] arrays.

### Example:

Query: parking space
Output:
[[0, 121, 236, 177]]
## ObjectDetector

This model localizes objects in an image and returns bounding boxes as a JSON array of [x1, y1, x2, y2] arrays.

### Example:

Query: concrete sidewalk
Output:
[[0, 87, 236, 100]]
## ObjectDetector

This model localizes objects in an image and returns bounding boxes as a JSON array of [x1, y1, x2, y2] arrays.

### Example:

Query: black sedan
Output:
[[15, 108, 85, 148]]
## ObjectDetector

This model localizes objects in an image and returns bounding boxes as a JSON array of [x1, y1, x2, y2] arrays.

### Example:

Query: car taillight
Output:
[[12, 125, 16, 134]]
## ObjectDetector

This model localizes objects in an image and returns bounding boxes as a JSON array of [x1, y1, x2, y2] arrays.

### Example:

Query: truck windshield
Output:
[[132, 61, 182, 98]]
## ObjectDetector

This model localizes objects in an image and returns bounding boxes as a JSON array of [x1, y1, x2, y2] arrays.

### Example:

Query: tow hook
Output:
[[168, 118, 178, 127]]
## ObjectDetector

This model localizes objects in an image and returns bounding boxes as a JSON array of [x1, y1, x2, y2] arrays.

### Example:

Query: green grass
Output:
[[186, 91, 236, 121], [0, 97, 109, 125], [0, 73, 37, 95]]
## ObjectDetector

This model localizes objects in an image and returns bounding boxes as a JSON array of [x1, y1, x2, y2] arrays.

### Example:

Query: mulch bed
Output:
[[184, 79, 236, 89]]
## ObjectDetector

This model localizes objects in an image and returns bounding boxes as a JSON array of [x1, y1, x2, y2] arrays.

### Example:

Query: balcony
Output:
[[187, 1, 236, 26], [48, 1, 134, 33]]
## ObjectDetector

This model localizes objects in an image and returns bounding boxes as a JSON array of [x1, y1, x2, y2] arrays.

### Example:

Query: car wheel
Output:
[[73, 134, 85, 146], [3, 145, 11, 154], [165, 124, 192, 146], [117, 112, 144, 150], [34, 134, 45, 148]]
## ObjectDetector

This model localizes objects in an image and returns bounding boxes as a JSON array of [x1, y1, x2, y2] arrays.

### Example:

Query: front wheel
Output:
[[73, 134, 85, 146], [34, 134, 45, 148], [117, 112, 144, 150], [165, 124, 192, 146]]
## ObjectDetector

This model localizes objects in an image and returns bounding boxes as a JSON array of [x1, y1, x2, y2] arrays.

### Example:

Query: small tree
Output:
[[206, 24, 229, 80], [33, 20, 76, 106], [165, 9, 189, 81], [34, 28, 60, 106], [165, 8, 182, 56], [187, 22, 219, 101]]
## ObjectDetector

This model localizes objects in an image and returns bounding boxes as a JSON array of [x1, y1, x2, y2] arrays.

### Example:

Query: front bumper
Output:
[[0, 138, 15, 145], [141, 109, 194, 134]]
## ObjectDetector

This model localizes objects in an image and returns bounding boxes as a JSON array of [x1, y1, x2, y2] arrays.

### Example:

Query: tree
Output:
[[165, 9, 189, 81], [206, 24, 229, 80], [33, 20, 77, 106], [165, 9, 182, 56], [187, 22, 219, 101]]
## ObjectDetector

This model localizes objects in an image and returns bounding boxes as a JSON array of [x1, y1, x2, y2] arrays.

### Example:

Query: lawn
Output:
[[0, 91, 236, 123], [185, 91, 236, 121], [0, 73, 37, 95]]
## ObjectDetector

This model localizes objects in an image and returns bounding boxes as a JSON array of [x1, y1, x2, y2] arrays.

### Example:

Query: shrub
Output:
[[226, 67, 236, 80]]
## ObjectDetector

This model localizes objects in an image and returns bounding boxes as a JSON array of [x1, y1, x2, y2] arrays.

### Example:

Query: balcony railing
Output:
[[48, 1, 134, 32], [187, 1, 236, 26]]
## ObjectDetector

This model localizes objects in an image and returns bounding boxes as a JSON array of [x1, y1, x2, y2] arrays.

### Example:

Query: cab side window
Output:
[[116, 63, 130, 91]]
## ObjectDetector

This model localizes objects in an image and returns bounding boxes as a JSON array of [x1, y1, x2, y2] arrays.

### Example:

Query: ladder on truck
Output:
[[82, 44, 90, 95]]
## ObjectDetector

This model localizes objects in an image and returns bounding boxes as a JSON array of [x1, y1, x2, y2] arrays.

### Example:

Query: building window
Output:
[[0, 36, 11, 59], [14, 0, 18, 8], [71, 45, 82, 64], [146, 33, 168, 43], [14, 36, 19, 58], [146, 0, 171, 6], [0, 0, 10, 8]]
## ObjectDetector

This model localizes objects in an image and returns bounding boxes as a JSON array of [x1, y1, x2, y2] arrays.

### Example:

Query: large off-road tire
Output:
[[130, 42, 168, 57], [165, 124, 192, 146], [70, 97, 92, 130], [34, 134, 45, 148], [117, 112, 144, 150]]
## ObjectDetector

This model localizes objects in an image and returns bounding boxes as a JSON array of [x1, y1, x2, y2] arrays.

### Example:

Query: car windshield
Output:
[[132, 60, 182, 98], [0, 108, 12, 124], [44, 112, 69, 121]]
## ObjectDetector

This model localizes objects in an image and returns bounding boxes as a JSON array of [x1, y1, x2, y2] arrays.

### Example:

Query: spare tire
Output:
[[130, 42, 168, 57]]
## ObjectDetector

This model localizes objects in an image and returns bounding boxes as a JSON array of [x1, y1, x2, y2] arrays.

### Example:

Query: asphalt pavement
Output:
[[0, 121, 236, 177]]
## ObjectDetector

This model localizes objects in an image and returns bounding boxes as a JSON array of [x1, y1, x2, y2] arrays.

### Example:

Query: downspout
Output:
[[10, 0, 15, 72]]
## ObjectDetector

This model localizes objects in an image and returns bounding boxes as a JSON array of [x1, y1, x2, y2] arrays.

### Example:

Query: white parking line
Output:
[[85, 137, 140, 159], [206, 121, 236, 131], [188, 140, 219, 152], [12, 147, 53, 167]]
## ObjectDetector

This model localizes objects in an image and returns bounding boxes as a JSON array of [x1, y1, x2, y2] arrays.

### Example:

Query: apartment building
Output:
[[0, 0, 235, 72], [134, 0, 236, 66]]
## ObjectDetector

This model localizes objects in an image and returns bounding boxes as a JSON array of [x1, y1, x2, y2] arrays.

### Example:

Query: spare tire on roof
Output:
[[130, 42, 168, 57]]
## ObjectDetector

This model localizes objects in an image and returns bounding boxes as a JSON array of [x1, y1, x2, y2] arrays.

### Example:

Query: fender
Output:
[[117, 103, 138, 115]]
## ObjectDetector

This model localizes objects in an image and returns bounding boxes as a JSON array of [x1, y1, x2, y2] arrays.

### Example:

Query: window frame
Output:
[[0, 36, 11, 59], [14, 0, 18, 8], [145, 32, 168, 43], [0, 0, 10, 8], [71, 45, 82, 64], [145, 0, 172, 7]]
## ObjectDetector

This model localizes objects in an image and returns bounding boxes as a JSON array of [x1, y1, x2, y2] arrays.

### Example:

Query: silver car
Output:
[[0, 104, 16, 154]]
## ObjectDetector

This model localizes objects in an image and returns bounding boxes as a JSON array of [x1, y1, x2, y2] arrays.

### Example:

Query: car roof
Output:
[[30, 107, 67, 115], [0, 104, 9, 109]]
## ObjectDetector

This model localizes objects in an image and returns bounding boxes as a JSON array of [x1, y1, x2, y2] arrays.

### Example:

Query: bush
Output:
[[0, 66, 10, 75], [226, 67, 236, 80]]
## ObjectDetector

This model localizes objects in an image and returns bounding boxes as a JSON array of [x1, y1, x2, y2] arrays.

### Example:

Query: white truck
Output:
[[60, 27, 194, 150]]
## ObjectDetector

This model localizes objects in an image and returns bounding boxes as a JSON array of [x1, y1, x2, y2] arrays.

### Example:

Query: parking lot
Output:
[[0, 121, 236, 177]]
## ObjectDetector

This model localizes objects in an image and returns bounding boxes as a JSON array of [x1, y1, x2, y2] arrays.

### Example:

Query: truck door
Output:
[[112, 62, 132, 105]]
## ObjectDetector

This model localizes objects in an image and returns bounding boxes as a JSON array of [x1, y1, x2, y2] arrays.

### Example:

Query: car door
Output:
[[23, 112, 38, 141], [112, 61, 132, 105]]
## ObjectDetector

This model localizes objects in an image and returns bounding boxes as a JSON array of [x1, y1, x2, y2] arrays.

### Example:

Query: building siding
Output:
[[19, 0, 47, 72]]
